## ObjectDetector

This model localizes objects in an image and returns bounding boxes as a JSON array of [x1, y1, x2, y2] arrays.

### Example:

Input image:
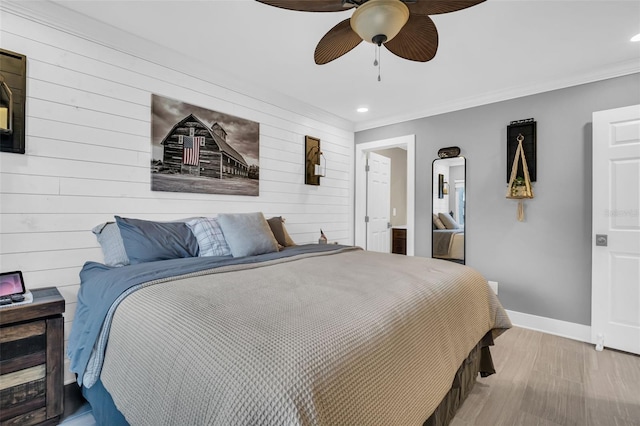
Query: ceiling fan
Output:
[[256, 0, 485, 65]]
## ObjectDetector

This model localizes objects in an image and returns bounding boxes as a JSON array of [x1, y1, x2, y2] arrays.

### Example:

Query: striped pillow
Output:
[[186, 217, 231, 257]]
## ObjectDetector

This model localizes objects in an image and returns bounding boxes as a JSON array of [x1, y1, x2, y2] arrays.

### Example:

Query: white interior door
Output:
[[354, 136, 415, 256], [366, 152, 391, 253], [592, 104, 640, 355]]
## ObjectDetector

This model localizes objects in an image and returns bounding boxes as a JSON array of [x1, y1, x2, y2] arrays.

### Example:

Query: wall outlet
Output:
[[488, 281, 498, 295]]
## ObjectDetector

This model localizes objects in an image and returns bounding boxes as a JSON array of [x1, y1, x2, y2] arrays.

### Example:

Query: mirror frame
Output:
[[432, 156, 466, 264]]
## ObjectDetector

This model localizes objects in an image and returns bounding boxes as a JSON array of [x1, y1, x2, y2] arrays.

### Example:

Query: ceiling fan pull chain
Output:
[[373, 44, 378, 67], [377, 45, 382, 82]]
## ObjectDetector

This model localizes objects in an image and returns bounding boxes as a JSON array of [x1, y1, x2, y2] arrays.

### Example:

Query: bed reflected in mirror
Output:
[[432, 156, 465, 264]]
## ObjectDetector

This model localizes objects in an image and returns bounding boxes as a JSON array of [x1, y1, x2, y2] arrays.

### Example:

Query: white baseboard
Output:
[[505, 310, 592, 344]]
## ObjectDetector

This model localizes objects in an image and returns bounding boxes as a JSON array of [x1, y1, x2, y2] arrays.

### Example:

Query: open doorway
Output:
[[355, 135, 415, 256]]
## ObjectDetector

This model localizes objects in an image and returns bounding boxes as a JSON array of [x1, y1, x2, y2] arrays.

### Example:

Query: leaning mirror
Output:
[[432, 156, 465, 264]]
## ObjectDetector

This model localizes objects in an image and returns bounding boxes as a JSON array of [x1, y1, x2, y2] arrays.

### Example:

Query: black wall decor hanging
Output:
[[437, 146, 461, 159], [437, 173, 445, 198], [0, 49, 27, 154], [506, 118, 536, 183]]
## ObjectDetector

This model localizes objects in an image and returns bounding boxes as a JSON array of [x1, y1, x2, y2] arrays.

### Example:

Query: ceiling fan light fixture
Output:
[[351, 0, 410, 45]]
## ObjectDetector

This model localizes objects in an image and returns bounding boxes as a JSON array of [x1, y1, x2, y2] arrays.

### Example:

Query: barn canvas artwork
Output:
[[151, 94, 259, 196]]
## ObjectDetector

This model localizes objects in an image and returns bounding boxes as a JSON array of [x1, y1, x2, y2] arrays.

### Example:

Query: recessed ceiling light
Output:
[[357, 107, 369, 113], [631, 33, 640, 42]]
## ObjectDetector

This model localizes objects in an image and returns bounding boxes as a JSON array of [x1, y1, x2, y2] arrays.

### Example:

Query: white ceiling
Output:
[[46, 0, 640, 130]]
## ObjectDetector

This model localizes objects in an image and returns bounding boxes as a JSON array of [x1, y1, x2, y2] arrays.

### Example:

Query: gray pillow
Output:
[[115, 216, 199, 264], [92, 222, 130, 267], [217, 212, 279, 257], [438, 212, 460, 229]]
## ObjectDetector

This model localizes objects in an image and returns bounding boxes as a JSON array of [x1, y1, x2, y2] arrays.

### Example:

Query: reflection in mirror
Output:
[[432, 156, 465, 264]]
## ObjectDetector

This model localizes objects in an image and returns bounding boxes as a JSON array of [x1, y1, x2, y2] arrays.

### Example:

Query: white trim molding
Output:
[[506, 310, 592, 344], [355, 59, 640, 132]]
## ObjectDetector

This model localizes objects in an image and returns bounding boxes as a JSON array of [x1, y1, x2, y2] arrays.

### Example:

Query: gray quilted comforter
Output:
[[101, 247, 511, 425]]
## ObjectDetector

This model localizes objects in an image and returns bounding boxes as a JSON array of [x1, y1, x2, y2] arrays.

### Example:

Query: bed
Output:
[[432, 229, 465, 261], [69, 214, 510, 426], [432, 212, 464, 262]]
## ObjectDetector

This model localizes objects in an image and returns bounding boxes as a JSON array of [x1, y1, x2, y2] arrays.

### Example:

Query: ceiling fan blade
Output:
[[407, 0, 485, 15], [255, 0, 354, 12], [314, 18, 363, 64], [384, 14, 438, 62]]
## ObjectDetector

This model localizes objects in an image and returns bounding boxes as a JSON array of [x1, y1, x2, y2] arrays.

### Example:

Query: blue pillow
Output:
[[115, 216, 199, 264]]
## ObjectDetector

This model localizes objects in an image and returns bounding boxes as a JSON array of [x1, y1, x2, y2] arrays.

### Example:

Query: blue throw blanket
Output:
[[68, 244, 348, 387]]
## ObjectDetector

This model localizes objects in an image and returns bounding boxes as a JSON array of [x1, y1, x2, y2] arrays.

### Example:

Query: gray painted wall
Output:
[[355, 73, 640, 325]]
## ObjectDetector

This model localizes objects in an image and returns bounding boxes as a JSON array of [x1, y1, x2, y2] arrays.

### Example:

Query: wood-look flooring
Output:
[[452, 327, 640, 426]]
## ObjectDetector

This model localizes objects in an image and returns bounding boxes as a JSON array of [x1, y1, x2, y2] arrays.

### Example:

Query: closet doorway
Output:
[[355, 135, 415, 256]]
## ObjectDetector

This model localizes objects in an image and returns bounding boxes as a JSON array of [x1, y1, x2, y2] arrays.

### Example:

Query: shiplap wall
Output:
[[0, 4, 354, 384]]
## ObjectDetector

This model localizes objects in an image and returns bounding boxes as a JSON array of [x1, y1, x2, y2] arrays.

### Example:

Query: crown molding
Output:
[[1, 0, 356, 134], [354, 60, 640, 132]]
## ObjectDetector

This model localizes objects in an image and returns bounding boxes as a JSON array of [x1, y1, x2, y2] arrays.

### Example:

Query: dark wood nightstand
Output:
[[0, 287, 65, 426], [392, 227, 407, 255]]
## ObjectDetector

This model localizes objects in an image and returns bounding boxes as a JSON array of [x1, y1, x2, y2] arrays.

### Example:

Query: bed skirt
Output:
[[423, 332, 496, 426], [83, 333, 496, 426]]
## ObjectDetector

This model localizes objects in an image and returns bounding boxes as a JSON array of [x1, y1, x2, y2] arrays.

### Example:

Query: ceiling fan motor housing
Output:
[[351, 0, 410, 44]]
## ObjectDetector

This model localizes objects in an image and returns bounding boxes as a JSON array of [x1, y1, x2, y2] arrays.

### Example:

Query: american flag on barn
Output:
[[179, 135, 203, 166]]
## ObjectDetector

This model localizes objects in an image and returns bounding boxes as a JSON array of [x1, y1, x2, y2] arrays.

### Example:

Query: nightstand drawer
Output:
[[0, 288, 65, 426], [1, 320, 47, 375]]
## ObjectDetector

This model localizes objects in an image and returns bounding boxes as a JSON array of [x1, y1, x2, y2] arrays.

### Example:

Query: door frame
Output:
[[355, 135, 415, 256]]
